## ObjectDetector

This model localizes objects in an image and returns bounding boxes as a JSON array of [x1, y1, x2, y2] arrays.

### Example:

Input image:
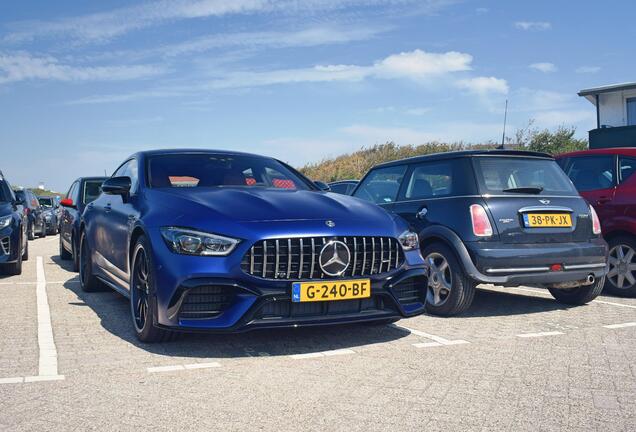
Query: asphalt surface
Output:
[[0, 237, 635, 431]]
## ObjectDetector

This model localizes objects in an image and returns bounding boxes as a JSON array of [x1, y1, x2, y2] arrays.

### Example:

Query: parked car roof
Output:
[[372, 149, 553, 169], [557, 147, 636, 158], [130, 149, 267, 159]]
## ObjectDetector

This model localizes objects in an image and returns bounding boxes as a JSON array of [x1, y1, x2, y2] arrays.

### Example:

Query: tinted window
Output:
[[0, 178, 11, 202], [147, 154, 311, 190], [619, 156, 636, 183], [474, 157, 577, 195], [82, 180, 104, 204], [562, 155, 615, 192], [354, 165, 407, 204], [39, 197, 53, 207], [329, 183, 350, 194], [14, 190, 26, 206], [405, 161, 454, 199]]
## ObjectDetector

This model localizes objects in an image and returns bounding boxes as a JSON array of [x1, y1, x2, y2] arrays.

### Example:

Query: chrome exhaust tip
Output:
[[586, 274, 595, 285]]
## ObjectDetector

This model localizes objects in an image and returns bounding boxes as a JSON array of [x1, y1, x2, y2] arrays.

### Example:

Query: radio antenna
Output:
[[500, 99, 508, 149]]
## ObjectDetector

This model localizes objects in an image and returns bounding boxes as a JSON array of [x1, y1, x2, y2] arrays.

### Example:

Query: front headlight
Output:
[[398, 230, 419, 251], [160, 227, 240, 256], [0, 215, 12, 230]]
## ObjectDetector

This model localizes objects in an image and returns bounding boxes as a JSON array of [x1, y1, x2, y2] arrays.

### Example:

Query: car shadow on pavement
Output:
[[462, 286, 576, 317], [51, 255, 410, 358]]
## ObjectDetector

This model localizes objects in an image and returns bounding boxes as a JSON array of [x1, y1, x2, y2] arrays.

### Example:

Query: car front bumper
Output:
[[0, 226, 20, 264], [147, 230, 428, 332], [464, 238, 608, 287]]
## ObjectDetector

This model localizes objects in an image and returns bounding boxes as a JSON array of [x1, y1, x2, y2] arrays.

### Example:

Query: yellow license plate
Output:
[[523, 213, 572, 228], [291, 279, 371, 303]]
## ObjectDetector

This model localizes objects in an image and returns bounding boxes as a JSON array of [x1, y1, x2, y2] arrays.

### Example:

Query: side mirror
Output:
[[314, 181, 331, 191], [102, 176, 131, 197], [60, 198, 76, 209]]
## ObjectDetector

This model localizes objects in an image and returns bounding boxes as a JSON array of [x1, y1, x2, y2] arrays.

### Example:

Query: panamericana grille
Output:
[[178, 286, 234, 320], [241, 236, 404, 280], [0, 237, 9, 256]]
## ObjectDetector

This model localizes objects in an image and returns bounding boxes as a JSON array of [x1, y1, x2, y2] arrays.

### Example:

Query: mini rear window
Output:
[[473, 157, 577, 195]]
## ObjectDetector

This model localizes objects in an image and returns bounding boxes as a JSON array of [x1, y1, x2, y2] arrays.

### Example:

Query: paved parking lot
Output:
[[0, 237, 635, 431]]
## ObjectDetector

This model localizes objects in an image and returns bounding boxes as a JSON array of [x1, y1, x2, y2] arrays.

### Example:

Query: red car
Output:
[[557, 148, 636, 296]]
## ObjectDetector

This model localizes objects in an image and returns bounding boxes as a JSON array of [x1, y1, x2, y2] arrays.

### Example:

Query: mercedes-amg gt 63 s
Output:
[[79, 150, 427, 342], [0, 171, 28, 275]]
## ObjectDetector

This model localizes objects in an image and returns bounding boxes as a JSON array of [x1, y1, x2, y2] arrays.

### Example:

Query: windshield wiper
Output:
[[502, 186, 544, 194]]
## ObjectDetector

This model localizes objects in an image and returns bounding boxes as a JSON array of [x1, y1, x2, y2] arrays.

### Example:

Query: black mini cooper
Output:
[[353, 150, 608, 316]]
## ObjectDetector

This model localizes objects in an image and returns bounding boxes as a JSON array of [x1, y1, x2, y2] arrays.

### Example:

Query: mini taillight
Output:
[[470, 204, 493, 237], [590, 205, 602, 235]]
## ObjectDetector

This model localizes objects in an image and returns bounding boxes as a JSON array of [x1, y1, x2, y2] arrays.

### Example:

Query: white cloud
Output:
[[0, 52, 163, 84], [203, 49, 474, 90], [514, 21, 551, 31], [5, 0, 452, 43], [512, 88, 573, 112], [576, 66, 601, 74], [529, 62, 557, 73], [159, 25, 390, 57], [455, 76, 509, 95]]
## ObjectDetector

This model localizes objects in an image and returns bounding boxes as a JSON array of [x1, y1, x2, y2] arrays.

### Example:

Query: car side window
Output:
[[329, 183, 349, 194], [563, 156, 615, 192], [619, 156, 636, 183], [353, 165, 407, 204], [404, 161, 454, 199], [113, 159, 139, 193]]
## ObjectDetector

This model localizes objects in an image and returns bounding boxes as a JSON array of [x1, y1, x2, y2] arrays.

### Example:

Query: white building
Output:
[[579, 82, 636, 148]]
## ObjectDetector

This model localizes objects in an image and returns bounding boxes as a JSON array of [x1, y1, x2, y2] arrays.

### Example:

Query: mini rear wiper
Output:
[[502, 186, 544, 194]]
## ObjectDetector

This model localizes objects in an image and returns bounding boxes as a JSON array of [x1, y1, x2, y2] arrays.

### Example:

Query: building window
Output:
[[628, 97, 636, 126]]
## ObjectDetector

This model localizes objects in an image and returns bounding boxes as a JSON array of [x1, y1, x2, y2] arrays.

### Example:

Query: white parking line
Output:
[[36, 256, 64, 380], [517, 331, 564, 338], [391, 324, 470, 348], [290, 349, 356, 359], [603, 322, 636, 329], [0, 259, 64, 386], [147, 362, 221, 373], [594, 300, 636, 309]]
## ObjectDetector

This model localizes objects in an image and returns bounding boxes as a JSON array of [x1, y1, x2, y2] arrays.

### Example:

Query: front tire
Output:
[[422, 243, 475, 317], [79, 232, 102, 292], [130, 236, 172, 343], [605, 237, 636, 297], [549, 276, 605, 305], [3, 241, 23, 276]]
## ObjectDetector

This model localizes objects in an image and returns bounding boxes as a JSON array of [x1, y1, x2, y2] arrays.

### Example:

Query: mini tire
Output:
[[422, 243, 475, 316], [130, 236, 173, 343], [605, 236, 636, 297], [59, 234, 72, 260], [79, 232, 102, 292], [548, 276, 605, 305]]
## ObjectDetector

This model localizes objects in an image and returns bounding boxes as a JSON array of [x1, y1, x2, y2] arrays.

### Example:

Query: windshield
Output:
[[38, 197, 53, 207], [147, 153, 312, 191], [473, 157, 577, 195], [83, 180, 104, 205]]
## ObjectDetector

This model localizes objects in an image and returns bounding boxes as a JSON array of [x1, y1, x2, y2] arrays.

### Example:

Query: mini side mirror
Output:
[[314, 181, 331, 191], [60, 198, 76, 208], [102, 176, 132, 197]]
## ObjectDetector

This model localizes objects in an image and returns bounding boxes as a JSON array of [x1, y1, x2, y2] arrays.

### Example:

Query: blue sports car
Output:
[[79, 150, 428, 342]]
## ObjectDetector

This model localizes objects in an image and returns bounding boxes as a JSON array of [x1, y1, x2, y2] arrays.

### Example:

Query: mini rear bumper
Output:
[[464, 238, 608, 286]]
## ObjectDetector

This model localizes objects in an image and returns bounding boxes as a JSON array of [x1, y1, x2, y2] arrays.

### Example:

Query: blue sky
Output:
[[0, 0, 634, 192]]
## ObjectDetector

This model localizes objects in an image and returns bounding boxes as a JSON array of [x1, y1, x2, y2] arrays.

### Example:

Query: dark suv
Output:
[[0, 171, 28, 275], [14, 189, 46, 240], [557, 148, 636, 296], [59, 177, 107, 271], [37, 196, 59, 235], [353, 150, 608, 316]]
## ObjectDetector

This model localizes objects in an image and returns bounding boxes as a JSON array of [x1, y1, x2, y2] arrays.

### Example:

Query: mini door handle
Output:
[[416, 207, 428, 220]]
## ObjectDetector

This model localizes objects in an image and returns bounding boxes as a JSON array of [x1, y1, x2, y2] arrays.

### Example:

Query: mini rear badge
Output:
[[325, 220, 336, 227], [539, 199, 551, 205]]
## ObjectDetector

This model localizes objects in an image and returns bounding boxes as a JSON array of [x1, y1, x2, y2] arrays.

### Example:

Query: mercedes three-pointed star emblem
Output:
[[319, 240, 351, 276]]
